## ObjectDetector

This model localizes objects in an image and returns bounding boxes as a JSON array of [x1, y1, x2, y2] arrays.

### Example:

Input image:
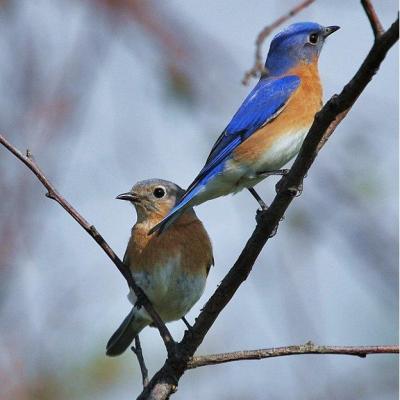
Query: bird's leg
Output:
[[257, 168, 289, 179], [248, 187, 268, 210], [248, 187, 270, 225], [181, 316, 193, 332]]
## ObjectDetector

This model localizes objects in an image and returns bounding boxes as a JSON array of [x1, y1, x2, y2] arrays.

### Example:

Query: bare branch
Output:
[[0, 134, 176, 355], [132, 336, 149, 388], [138, 16, 399, 400], [188, 343, 400, 369], [242, 0, 316, 85], [361, 0, 385, 38]]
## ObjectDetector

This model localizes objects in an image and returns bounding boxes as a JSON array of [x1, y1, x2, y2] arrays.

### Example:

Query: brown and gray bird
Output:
[[106, 179, 213, 357]]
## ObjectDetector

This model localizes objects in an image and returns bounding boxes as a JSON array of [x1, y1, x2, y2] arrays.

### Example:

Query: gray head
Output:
[[116, 179, 186, 221]]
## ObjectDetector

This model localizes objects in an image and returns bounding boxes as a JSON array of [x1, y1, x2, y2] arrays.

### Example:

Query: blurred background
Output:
[[0, 1, 398, 399]]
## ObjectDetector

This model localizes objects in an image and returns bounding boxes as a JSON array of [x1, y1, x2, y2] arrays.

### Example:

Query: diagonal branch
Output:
[[361, 0, 385, 38], [132, 336, 149, 388], [188, 343, 400, 369], [242, 0, 316, 85], [138, 16, 399, 400], [0, 135, 176, 355]]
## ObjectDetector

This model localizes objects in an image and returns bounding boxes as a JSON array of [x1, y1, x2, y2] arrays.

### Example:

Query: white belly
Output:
[[195, 127, 309, 201], [128, 257, 206, 322]]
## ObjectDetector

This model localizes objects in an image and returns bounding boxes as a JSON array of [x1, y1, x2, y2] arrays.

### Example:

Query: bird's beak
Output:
[[116, 192, 140, 202], [322, 26, 340, 38]]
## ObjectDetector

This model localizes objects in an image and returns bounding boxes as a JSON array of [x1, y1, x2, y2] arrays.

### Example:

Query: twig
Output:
[[188, 343, 400, 369], [138, 16, 399, 400], [242, 0, 316, 85], [361, 0, 385, 38], [0, 134, 176, 355], [132, 336, 149, 387]]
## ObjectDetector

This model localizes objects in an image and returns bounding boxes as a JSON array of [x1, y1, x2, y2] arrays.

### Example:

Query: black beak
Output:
[[116, 192, 139, 202], [323, 25, 340, 38]]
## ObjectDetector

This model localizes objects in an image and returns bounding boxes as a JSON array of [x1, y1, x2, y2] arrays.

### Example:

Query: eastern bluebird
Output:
[[150, 22, 339, 234], [106, 179, 213, 357]]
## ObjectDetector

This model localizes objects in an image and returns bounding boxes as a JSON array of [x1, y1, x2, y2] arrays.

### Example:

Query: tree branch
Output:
[[138, 16, 399, 400], [132, 336, 149, 388], [361, 0, 385, 38], [188, 343, 400, 369], [242, 0, 316, 85], [0, 135, 176, 355]]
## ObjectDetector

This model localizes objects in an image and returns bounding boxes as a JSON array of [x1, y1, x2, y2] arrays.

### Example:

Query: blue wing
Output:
[[202, 74, 301, 176], [150, 75, 301, 234]]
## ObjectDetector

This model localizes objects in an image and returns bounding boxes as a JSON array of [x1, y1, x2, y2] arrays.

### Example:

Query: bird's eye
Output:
[[153, 187, 166, 198], [308, 33, 319, 44]]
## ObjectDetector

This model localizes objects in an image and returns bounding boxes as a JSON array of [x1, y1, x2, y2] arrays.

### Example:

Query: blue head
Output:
[[265, 22, 339, 76]]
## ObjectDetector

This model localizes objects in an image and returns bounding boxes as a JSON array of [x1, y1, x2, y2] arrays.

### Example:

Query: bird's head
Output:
[[265, 22, 340, 76], [116, 179, 185, 222]]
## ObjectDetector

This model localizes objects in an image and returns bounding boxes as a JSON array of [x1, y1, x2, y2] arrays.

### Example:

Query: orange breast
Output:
[[233, 61, 323, 165], [125, 215, 213, 277]]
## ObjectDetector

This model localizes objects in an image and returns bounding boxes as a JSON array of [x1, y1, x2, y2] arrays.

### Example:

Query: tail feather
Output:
[[149, 183, 203, 235], [106, 308, 148, 357]]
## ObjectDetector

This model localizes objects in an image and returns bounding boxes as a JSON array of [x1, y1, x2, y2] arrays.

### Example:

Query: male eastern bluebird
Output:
[[150, 22, 339, 234], [106, 179, 213, 357]]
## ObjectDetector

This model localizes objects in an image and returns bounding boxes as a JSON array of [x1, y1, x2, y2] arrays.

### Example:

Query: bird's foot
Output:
[[248, 187, 269, 210], [255, 207, 268, 224], [255, 208, 280, 238], [275, 176, 304, 197], [134, 294, 146, 310], [181, 316, 193, 332]]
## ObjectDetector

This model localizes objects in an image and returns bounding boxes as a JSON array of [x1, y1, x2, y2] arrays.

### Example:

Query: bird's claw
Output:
[[255, 207, 267, 224], [276, 178, 303, 197], [134, 294, 145, 310], [269, 224, 279, 238], [181, 316, 194, 332], [255, 208, 280, 238]]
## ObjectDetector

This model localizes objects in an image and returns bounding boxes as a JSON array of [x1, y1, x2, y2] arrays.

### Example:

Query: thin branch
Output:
[[242, 0, 316, 85], [138, 16, 399, 400], [132, 336, 149, 388], [0, 135, 176, 355], [361, 0, 385, 38], [188, 343, 400, 369]]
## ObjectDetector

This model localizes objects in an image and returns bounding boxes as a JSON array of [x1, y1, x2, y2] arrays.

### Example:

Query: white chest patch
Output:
[[128, 256, 206, 323], [253, 126, 309, 173]]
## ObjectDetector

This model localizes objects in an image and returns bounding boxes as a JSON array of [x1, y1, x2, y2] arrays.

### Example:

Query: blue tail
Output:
[[149, 182, 204, 235], [150, 163, 224, 235]]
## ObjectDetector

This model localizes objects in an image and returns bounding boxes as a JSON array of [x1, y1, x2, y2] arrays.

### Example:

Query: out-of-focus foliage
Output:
[[0, 1, 398, 399]]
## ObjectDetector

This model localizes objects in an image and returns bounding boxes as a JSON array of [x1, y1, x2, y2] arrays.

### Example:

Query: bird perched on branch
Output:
[[106, 179, 213, 357], [150, 22, 339, 234]]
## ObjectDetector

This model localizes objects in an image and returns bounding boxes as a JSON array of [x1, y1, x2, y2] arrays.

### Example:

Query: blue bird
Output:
[[150, 22, 339, 234]]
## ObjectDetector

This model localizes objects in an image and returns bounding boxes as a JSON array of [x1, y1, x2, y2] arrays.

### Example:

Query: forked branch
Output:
[[361, 0, 385, 38], [138, 15, 399, 400], [0, 134, 176, 355]]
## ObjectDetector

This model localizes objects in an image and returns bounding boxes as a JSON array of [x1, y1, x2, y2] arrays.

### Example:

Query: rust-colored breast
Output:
[[233, 61, 323, 164], [125, 215, 213, 277]]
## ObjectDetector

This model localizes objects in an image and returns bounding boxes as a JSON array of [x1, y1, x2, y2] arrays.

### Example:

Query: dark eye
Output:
[[153, 187, 165, 198], [308, 33, 318, 44]]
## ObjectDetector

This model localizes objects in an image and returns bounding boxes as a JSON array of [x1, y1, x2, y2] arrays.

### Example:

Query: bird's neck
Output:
[[135, 210, 198, 235], [285, 59, 320, 81], [265, 56, 319, 79]]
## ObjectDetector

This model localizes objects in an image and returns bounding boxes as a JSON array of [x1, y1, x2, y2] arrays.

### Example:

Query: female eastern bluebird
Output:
[[106, 179, 213, 357], [150, 22, 339, 234]]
